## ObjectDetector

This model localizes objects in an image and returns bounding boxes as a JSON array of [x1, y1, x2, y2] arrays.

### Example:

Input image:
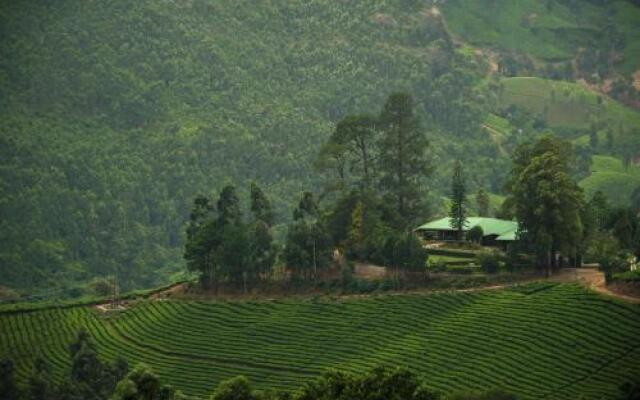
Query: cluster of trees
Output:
[[186, 93, 432, 288], [0, 330, 135, 400], [184, 183, 277, 291], [502, 134, 640, 275], [304, 92, 432, 272], [0, 330, 184, 400], [583, 189, 640, 281], [210, 368, 516, 400]]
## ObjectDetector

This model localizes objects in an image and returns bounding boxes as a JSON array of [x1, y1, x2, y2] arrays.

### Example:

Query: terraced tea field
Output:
[[1, 284, 639, 399]]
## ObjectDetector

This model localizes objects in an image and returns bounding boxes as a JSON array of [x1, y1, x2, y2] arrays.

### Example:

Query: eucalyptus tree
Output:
[[506, 135, 585, 274]]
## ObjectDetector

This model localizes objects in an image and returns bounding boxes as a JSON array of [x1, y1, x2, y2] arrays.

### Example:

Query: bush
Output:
[[477, 250, 505, 274], [446, 264, 477, 275], [427, 260, 447, 273], [467, 226, 484, 244], [612, 264, 640, 282], [448, 389, 517, 400], [89, 277, 114, 297], [346, 278, 378, 294], [599, 253, 631, 283]]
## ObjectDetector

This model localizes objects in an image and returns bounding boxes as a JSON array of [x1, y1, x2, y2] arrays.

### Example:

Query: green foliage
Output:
[[250, 183, 275, 227], [475, 189, 490, 217], [211, 376, 255, 400], [111, 363, 185, 400], [446, 264, 478, 275], [185, 185, 275, 290], [447, 390, 516, 400], [617, 379, 640, 400], [467, 226, 484, 244], [607, 208, 639, 251], [392, 232, 429, 272], [0, 0, 463, 293], [506, 135, 585, 270], [0, 358, 18, 400], [613, 269, 640, 282], [378, 93, 432, 228], [449, 161, 468, 240], [2, 0, 638, 294], [580, 156, 640, 207], [285, 192, 333, 280], [585, 231, 628, 283], [295, 367, 439, 400], [476, 250, 505, 274], [319, 114, 379, 191]]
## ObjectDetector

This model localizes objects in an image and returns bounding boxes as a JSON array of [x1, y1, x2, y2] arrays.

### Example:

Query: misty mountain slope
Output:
[[1, 0, 638, 293]]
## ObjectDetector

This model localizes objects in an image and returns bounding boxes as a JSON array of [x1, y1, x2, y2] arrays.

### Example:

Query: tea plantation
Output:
[[1, 284, 639, 399]]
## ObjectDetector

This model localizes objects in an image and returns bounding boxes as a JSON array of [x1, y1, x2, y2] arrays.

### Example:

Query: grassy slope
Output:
[[441, 0, 640, 74], [611, 1, 640, 74], [581, 155, 640, 205], [442, 0, 581, 60], [498, 77, 640, 131], [496, 76, 640, 203], [1, 284, 639, 399]]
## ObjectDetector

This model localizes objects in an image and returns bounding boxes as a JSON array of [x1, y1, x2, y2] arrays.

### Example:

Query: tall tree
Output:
[[248, 182, 276, 282], [294, 191, 319, 221], [250, 182, 274, 227], [184, 185, 246, 291], [329, 114, 378, 190], [217, 185, 242, 226], [184, 195, 217, 289], [608, 208, 637, 250], [377, 93, 431, 228], [475, 188, 490, 217], [506, 135, 585, 274], [449, 161, 468, 240], [285, 192, 332, 280]]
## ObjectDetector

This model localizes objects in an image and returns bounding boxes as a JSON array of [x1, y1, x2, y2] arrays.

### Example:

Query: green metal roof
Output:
[[415, 217, 518, 239], [496, 230, 517, 241]]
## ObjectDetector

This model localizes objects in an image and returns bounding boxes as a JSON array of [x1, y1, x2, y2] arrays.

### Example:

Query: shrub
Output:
[[448, 389, 517, 400], [211, 376, 255, 400], [427, 260, 447, 273], [477, 250, 505, 274], [89, 277, 114, 297], [447, 264, 477, 275], [612, 269, 640, 281], [599, 253, 631, 283], [382, 232, 428, 272], [467, 226, 484, 244]]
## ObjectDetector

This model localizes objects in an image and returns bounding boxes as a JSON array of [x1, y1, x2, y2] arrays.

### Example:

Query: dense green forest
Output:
[[1, 0, 640, 294]]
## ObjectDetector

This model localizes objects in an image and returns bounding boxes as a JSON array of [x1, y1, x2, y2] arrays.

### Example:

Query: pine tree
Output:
[[449, 161, 467, 240], [377, 93, 431, 228]]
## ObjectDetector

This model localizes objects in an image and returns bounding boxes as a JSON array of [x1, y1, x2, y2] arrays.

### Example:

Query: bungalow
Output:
[[414, 217, 519, 248]]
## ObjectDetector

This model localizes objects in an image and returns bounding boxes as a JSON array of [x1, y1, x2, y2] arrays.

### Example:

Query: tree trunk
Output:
[[243, 272, 247, 295], [312, 239, 317, 280]]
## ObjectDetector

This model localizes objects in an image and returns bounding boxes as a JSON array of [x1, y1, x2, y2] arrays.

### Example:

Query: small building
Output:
[[414, 217, 519, 248]]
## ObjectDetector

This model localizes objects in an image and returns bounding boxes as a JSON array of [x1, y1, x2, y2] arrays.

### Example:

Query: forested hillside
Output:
[[1, 0, 639, 294]]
